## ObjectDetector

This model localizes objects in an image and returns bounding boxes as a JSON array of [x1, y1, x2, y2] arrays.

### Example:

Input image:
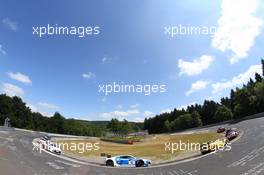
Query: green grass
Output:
[[56, 132, 223, 163], [101, 135, 144, 143]]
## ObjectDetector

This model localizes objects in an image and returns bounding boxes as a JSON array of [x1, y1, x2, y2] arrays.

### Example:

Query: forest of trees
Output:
[[106, 118, 144, 137], [1, 59, 263, 136], [0, 97, 104, 136], [0, 95, 142, 137], [144, 59, 264, 134]]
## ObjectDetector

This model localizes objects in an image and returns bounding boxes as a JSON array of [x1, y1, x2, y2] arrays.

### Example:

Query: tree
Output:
[[11, 96, 33, 129], [214, 106, 233, 122], [0, 94, 109, 137], [49, 112, 65, 133], [247, 78, 255, 87], [107, 118, 133, 136], [120, 119, 131, 136], [143, 59, 264, 133], [191, 111, 202, 127], [170, 112, 202, 131], [255, 73, 262, 83], [170, 114, 191, 131], [221, 97, 231, 109], [107, 118, 120, 135], [164, 120, 171, 132], [254, 81, 264, 112], [261, 58, 264, 77], [233, 88, 251, 118], [230, 89, 235, 112], [0, 94, 14, 125], [201, 100, 219, 125]]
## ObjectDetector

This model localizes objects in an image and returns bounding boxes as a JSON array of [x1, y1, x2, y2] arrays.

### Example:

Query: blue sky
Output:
[[0, 0, 264, 122]]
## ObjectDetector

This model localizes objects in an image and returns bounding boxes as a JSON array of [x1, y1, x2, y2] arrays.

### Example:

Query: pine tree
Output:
[[255, 73, 262, 83], [230, 89, 235, 112], [261, 58, 264, 77]]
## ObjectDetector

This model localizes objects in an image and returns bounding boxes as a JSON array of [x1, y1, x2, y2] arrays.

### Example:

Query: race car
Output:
[[217, 127, 226, 133], [225, 128, 238, 135], [200, 139, 227, 154], [105, 155, 151, 167], [47, 143, 61, 155], [225, 128, 239, 141], [43, 135, 51, 141], [38, 137, 48, 149]]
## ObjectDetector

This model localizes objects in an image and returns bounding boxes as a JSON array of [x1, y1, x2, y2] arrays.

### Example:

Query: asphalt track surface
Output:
[[1, 116, 264, 175]]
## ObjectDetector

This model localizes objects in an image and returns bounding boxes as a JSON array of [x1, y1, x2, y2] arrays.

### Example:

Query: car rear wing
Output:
[[101, 153, 111, 158]]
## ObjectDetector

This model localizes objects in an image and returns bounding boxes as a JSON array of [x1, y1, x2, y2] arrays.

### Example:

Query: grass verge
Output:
[[55, 131, 223, 164]]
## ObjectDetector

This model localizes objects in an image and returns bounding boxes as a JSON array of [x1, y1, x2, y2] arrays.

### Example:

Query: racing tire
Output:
[[136, 159, 144, 167], [106, 160, 114, 167], [201, 150, 211, 155]]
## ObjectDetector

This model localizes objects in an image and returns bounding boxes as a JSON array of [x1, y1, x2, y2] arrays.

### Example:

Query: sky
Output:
[[0, 0, 264, 122]]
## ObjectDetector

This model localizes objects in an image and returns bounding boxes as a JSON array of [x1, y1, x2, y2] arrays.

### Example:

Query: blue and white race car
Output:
[[105, 155, 151, 167]]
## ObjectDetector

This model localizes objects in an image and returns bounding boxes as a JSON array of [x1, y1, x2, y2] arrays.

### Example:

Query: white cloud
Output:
[[212, 64, 262, 93], [0, 45, 7, 55], [212, 0, 263, 64], [26, 104, 38, 112], [133, 117, 145, 122], [40, 112, 54, 117], [116, 105, 123, 109], [1, 83, 24, 97], [102, 56, 112, 63], [82, 72, 96, 79], [130, 104, 139, 108], [100, 109, 140, 120], [7, 72, 32, 84], [178, 55, 214, 76], [186, 80, 209, 96], [38, 102, 59, 110], [2, 18, 18, 31], [26, 102, 58, 116], [143, 110, 155, 118], [99, 108, 153, 122]]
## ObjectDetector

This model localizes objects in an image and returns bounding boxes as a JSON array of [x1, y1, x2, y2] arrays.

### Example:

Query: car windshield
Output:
[[120, 156, 134, 159]]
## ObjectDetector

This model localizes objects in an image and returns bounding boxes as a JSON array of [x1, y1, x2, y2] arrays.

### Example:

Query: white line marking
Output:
[[46, 162, 65, 170], [172, 170, 179, 175], [55, 159, 81, 168], [167, 170, 174, 175]]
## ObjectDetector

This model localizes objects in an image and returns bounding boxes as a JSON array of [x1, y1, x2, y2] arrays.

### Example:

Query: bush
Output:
[[214, 106, 233, 122], [170, 111, 202, 131]]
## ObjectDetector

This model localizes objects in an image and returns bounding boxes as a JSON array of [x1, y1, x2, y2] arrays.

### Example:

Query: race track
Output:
[[1, 115, 264, 175]]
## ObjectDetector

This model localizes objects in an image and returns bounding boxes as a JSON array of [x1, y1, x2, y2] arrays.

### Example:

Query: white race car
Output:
[[47, 143, 61, 155], [38, 137, 48, 149], [105, 155, 151, 167]]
